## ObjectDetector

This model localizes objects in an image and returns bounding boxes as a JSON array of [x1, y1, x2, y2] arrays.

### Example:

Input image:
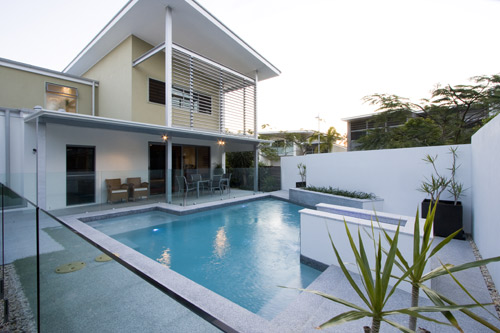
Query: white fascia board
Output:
[[187, 0, 281, 77], [63, 0, 139, 73], [341, 112, 381, 122], [24, 109, 267, 144], [342, 110, 425, 122], [0, 59, 98, 86]]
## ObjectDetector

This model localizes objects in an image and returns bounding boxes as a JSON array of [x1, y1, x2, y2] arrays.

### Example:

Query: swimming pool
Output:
[[86, 198, 321, 320]]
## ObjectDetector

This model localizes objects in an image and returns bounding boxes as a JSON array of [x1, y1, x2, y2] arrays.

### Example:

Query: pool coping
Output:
[[55, 193, 300, 333]]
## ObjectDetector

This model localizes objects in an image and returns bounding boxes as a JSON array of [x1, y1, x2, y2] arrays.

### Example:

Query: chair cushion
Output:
[[111, 189, 127, 193], [135, 187, 148, 192]]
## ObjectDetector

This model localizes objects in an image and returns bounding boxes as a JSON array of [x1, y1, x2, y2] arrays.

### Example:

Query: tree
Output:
[[357, 74, 500, 150], [259, 131, 315, 162], [309, 126, 343, 153]]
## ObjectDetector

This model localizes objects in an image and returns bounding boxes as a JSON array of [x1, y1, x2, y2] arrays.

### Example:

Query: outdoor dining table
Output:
[[195, 179, 210, 198]]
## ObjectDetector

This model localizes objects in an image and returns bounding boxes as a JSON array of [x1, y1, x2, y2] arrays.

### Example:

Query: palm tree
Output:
[[309, 126, 342, 153]]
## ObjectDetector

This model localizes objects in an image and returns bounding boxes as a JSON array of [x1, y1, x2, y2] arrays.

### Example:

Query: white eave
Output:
[[63, 0, 280, 81], [0, 57, 98, 87], [24, 109, 268, 144]]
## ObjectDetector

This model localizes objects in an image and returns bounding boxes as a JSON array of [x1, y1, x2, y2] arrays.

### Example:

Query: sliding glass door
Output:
[[66, 146, 95, 206]]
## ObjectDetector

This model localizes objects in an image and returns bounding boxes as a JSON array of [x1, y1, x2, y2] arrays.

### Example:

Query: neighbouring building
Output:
[[342, 112, 414, 151], [259, 130, 346, 166]]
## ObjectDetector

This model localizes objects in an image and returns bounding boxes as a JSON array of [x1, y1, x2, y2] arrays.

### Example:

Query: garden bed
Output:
[[289, 187, 383, 210]]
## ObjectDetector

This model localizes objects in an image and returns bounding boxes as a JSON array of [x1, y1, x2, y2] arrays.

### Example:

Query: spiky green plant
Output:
[[294, 222, 459, 332], [379, 202, 500, 332]]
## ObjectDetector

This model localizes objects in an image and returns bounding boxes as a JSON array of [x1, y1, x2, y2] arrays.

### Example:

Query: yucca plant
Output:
[[380, 201, 500, 332], [294, 222, 455, 332]]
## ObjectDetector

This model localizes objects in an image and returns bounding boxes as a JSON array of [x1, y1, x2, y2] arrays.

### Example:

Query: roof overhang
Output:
[[0, 57, 98, 87], [342, 110, 425, 122], [24, 110, 268, 145], [64, 0, 280, 81]]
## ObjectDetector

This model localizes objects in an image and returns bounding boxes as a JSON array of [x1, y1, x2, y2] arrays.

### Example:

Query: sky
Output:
[[1, 0, 499, 135]]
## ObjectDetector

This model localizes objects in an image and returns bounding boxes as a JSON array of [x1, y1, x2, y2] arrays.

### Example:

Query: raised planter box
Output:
[[289, 187, 384, 211], [300, 203, 427, 293]]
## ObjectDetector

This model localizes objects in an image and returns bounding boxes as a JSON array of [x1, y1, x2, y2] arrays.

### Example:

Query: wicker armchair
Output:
[[127, 177, 149, 201], [105, 178, 128, 203]]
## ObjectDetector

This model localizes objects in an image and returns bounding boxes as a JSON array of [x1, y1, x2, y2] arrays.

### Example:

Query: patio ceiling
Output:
[[24, 109, 269, 147], [64, 0, 280, 81]]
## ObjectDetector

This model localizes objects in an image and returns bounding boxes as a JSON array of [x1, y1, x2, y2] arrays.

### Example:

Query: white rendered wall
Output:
[[44, 125, 226, 210], [300, 208, 424, 293], [471, 114, 500, 291], [23, 121, 37, 202], [0, 111, 36, 201], [45, 124, 156, 210], [281, 145, 473, 232]]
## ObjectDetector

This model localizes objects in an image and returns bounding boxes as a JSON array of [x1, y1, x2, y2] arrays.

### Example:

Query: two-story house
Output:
[[0, 0, 280, 210]]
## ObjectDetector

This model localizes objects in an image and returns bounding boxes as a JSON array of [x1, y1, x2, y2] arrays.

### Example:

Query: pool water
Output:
[[87, 199, 321, 320]]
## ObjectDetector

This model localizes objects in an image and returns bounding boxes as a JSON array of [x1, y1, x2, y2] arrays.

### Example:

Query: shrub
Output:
[[305, 185, 376, 200]]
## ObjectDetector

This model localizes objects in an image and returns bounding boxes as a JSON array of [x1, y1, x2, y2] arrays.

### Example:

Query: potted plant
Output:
[[419, 147, 465, 239], [213, 163, 224, 176], [296, 163, 306, 188]]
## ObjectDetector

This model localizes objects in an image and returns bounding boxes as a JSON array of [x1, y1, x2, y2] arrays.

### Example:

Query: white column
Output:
[[221, 151, 226, 173], [253, 71, 259, 192], [35, 119, 46, 209], [5, 109, 10, 187], [254, 145, 259, 192], [166, 140, 172, 203], [254, 71, 258, 139], [91, 82, 96, 116], [165, 6, 173, 127]]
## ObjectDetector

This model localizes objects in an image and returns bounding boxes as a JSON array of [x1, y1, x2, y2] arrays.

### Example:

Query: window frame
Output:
[[45, 82, 79, 113], [148, 78, 212, 115]]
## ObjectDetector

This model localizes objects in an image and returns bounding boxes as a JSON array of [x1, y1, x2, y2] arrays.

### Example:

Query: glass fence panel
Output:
[[2, 187, 38, 330], [8, 173, 37, 205], [37, 210, 220, 332], [258, 166, 281, 192], [41, 169, 271, 215]]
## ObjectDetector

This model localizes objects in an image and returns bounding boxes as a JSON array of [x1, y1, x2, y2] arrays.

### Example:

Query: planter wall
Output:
[[300, 205, 426, 293], [289, 188, 383, 211], [280, 145, 472, 233]]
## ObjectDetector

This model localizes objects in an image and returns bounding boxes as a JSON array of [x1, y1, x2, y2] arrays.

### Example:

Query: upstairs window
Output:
[[149, 78, 165, 105], [149, 78, 212, 115], [46, 83, 78, 113]]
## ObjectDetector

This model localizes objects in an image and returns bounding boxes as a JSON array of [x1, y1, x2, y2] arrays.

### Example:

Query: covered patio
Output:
[[20, 109, 267, 211]]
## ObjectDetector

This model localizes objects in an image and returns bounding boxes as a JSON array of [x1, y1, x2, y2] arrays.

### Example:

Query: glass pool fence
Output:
[[0, 182, 235, 332]]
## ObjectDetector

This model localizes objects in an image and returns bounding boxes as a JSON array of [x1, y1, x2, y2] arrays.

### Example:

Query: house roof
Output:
[[259, 130, 316, 136], [0, 57, 98, 86], [342, 110, 424, 122], [341, 112, 382, 122], [64, 0, 280, 81]]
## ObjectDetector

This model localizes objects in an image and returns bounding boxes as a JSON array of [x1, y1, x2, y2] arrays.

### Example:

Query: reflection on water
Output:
[[214, 227, 230, 258], [157, 248, 171, 268]]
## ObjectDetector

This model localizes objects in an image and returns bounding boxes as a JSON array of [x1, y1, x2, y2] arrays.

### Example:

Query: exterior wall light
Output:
[[217, 139, 225, 146], [162, 134, 168, 141]]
